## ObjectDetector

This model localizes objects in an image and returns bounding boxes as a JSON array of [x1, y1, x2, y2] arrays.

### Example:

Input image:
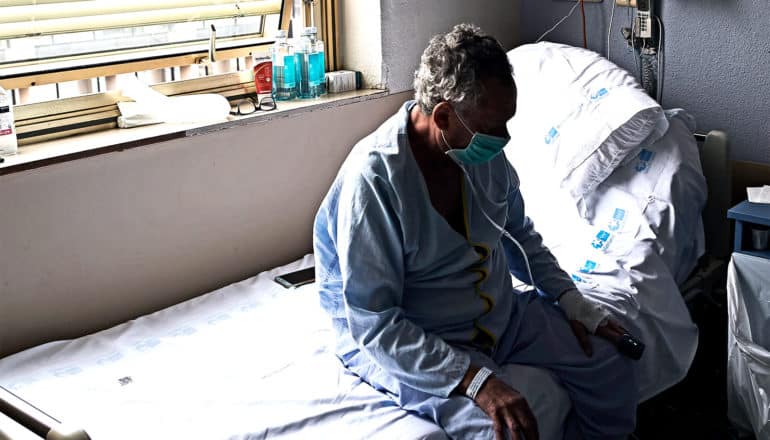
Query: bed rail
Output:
[[0, 387, 90, 440], [696, 130, 731, 260], [681, 130, 730, 304]]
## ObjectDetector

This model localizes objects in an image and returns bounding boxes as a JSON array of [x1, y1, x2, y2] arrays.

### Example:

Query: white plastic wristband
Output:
[[465, 367, 494, 401]]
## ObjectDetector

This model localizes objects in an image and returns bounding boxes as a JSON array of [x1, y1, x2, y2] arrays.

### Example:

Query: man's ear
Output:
[[432, 102, 452, 131]]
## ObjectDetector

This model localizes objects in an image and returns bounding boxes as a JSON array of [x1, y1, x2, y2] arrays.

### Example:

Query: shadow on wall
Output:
[[517, 0, 770, 165]]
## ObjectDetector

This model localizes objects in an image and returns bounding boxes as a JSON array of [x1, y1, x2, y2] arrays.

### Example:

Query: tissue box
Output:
[[747, 186, 770, 204], [325, 71, 361, 94]]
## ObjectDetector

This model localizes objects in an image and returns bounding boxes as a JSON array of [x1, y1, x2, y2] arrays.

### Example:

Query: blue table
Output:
[[727, 200, 770, 259]]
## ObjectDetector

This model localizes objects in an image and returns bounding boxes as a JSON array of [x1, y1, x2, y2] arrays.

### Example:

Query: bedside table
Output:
[[727, 200, 770, 259]]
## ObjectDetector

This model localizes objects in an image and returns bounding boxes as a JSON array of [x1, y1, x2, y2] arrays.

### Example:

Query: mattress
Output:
[[0, 255, 448, 440]]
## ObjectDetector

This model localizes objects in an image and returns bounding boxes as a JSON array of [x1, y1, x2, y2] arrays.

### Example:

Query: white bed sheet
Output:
[[0, 255, 447, 440]]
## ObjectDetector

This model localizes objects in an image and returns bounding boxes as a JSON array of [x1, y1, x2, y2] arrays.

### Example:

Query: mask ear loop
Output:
[[454, 111, 475, 136], [440, 107, 474, 152], [453, 159, 536, 287], [439, 130, 452, 151]]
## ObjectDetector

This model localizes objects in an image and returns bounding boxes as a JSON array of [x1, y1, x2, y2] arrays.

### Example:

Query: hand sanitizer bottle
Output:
[[0, 86, 18, 157], [307, 27, 326, 96], [297, 27, 326, 98], [271, 30, 297, 100]]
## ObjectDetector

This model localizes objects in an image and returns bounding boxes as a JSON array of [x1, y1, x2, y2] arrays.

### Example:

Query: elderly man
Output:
[[313, 24, 639, 440]]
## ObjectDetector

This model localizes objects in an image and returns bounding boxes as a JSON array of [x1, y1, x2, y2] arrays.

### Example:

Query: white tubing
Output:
[[455, 163, 536, 288]]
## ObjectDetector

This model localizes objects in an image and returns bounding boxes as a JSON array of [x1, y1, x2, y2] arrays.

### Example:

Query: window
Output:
[[0, 0, 339, 146]]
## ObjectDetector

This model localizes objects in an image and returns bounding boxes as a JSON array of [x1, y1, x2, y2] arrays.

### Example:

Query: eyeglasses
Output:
[[229, 94, 277, 116]]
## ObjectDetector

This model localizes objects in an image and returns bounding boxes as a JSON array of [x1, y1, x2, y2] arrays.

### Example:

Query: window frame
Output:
[[0, 0, 286, 89], [1, 0, 340, 147]]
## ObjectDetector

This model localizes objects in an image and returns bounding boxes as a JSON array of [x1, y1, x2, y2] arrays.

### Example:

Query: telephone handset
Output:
[[635, 0, 653, 39]]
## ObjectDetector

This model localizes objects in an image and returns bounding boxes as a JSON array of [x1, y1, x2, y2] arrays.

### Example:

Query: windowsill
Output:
[[0, 88, 388, 176]]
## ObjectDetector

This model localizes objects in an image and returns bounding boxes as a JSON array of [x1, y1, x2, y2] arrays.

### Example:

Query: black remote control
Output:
[[617, 333, 645, 360]]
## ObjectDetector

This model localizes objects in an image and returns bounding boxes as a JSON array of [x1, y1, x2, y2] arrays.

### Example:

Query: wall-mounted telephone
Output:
[[616, 0, 660, 99], [634, 0, 653, 39]]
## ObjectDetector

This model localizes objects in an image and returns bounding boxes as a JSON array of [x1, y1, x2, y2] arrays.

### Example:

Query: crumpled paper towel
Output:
[[117, 77, 230, 128], [747, 185, 770, 204]]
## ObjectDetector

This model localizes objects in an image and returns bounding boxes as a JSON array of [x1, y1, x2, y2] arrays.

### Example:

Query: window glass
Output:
[[0, 1, 282, 103]]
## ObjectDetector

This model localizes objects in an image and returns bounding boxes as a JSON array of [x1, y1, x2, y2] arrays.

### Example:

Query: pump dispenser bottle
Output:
[[271, 30, 297, 100], [297, 27, 326, 98]]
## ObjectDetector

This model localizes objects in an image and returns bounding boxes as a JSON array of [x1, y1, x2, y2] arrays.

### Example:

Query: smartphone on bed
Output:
[[274, 267, 315, 289]]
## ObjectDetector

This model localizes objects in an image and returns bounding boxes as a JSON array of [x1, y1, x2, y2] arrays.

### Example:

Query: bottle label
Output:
[[0, 108, 13, 136], [282, 54, 297, 86], [253, 60, 273, 94], [309, 51, 325, 86], [0, 88, 17, 154]]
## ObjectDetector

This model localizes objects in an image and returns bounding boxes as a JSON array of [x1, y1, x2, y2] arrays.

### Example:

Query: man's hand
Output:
[[474, 376, 539, 440], [569, 317, 630, 357], [559, 289, 641, 357], [456, 365, 539, 440]]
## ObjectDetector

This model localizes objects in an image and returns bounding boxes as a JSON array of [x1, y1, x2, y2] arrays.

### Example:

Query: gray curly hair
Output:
[[414, 23, 513, 115]]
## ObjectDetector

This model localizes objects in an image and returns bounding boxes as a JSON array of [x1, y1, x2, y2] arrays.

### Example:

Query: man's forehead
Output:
[[477, 82, 517, 121], [479, 79, 516, 108]]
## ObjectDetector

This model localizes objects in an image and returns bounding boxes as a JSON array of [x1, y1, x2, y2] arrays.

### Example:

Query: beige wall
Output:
[[0, 92, 409, 358], [339, 0, 520, 91], [380, 0, 520, 93], [0, 0, 521, 358]]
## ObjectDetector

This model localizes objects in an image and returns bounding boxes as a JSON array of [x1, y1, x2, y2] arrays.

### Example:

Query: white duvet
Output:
[[506, 109, 704, 401]]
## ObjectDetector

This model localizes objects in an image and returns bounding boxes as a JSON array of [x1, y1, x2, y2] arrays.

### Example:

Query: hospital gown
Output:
[[313, 101, 638, 440]]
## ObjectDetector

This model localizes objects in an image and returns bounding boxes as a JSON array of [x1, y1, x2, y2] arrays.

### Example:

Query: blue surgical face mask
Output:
[[441, 111, 510, 165]]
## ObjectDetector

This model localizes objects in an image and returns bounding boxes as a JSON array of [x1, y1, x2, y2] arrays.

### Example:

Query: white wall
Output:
[[0, 0, 521, 357], [380, 0, 520, 92], [339, 0, 383, 88], [339, 0, 520, 91], [0, 92, 408, 357]]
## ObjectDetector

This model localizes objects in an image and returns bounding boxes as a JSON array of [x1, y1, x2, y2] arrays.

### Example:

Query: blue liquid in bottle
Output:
[[298, 51, 313, 99], [309, 51, 326, 96], [274, 54, 297, 100], [297, 27, 326, 99], [271, 30, 297, 101]]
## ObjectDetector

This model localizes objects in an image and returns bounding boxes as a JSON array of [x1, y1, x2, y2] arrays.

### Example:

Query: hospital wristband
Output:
[[465, 367, 494, 401]]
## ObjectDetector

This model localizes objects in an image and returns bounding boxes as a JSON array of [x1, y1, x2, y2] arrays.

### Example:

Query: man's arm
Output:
[[336, 174, 470, 398], [500, 163, 633, 352]]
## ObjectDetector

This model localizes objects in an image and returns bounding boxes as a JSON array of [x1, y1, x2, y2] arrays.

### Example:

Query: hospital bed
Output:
[[0, 44, 731, 439], [504, 42, 731, 403], [0, 255, 450, 440]]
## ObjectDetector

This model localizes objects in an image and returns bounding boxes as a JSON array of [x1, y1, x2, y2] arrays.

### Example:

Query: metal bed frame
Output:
[[680, 130, 731, 304], [0, 386, 88, 440]]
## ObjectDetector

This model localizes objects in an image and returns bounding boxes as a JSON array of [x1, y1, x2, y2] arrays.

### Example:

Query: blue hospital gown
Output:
[[313, 101, 637, 439]]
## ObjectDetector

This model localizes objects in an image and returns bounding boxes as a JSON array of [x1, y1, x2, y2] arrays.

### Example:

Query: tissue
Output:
[[747, 186, 770, 204], [117, 77, 230, 128]]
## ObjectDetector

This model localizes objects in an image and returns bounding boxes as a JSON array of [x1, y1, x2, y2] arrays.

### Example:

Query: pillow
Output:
[[505, 42, 669, 202], [581, 109, 707, 284]]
